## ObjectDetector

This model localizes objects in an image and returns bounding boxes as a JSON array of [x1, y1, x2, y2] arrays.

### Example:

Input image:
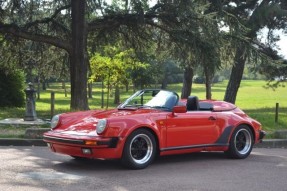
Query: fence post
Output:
[[51, 92, 55, 118], [275, 103, 279, 123]]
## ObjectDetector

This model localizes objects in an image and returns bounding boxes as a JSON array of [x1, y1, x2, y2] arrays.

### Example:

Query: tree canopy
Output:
[[1, 0, 286, 109], [222, 0, 287, 103]]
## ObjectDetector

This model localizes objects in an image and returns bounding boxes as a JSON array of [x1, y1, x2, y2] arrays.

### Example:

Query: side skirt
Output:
[[160, 143, 229, 152]]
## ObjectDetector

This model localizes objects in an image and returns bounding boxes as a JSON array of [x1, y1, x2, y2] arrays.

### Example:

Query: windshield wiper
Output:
[[138, 105, 153, 109]]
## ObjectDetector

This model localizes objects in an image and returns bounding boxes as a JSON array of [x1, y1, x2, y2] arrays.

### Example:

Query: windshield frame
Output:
[[118, 89, 179, 111]]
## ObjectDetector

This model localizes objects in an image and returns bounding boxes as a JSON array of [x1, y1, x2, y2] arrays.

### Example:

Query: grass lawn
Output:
[[170, 80, 287, 134], [0, 80, 286, 138]]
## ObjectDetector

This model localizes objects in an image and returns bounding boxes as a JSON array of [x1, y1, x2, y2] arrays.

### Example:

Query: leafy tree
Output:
[[90, 45, 147, 107], [3, 0, 281, 109], [156, 1, 224, 99], [257, 47, 287, 88], [1, 35, 69, 96], [0, 0, 88, 110], [223, 0, 287, 103]]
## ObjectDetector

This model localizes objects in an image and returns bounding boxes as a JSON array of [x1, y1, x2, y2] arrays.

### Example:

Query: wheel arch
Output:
[[124, 126, 160, 154], [236, 123, 255, 142], [121, 126, 160, 169], [225, 123, 255, 159]]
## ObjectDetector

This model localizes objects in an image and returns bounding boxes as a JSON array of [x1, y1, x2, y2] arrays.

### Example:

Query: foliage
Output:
[[129, 58, 158, 89], [90, 45, 148, 87], [1, 0, 287, 109], [0, 0, 88, 110], [0, 80, 286, 137], [0, 68, 25, 107], [89, 45, 148, 107], [254, 47, 287, 88], [1, 38, 69, 84], [222, 0, 287, 103]]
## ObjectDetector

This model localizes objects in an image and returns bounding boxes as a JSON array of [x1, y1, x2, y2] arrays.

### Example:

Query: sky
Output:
[[275, 32, 287, 59], [259, 28, 287, 59]]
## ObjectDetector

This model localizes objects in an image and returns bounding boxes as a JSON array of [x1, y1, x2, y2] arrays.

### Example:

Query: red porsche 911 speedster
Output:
[[44, 89, 265, 169]]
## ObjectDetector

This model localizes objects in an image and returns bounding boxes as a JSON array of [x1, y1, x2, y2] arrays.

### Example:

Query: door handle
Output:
[[208, 116, 216, 121]]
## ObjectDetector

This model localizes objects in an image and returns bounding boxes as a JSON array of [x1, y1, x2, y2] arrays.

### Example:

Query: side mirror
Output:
[[172, 105, 187, 115]]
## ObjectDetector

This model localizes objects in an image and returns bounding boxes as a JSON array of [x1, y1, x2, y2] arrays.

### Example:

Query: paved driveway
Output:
[[0, 147, 286, 191]]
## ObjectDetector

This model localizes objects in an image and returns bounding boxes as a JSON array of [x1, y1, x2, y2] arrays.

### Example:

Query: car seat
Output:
[[186, 96, 199, 111]]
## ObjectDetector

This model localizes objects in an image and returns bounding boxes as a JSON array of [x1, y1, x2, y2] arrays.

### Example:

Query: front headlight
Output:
[[51, 115, 60, 129], [96, 119, 107, 134]]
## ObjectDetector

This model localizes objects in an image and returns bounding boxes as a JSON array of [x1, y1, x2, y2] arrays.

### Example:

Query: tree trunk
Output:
[[140, 78, 144, 90], [62, 81, 65, 89], [70, 0, 89, 110], [181, 66, 194, 99], [101, 80, 104, 108], [204, 66, 214, 100], [114, 85, 120, 104], [132, 82, 136, 93], [106, 72, 111, 109], [161, 73, 168, 89], [224, 46, 247, 103], [37, 78, 41, 100], [88, 82, 93, 99], [125, 82, 129, 92], [62, 81, 68, 97], [42, 81, 46, 90], [86, 46, 92, 99]]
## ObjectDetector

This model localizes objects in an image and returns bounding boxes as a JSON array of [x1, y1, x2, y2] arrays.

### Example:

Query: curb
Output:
[[0, 138, 47, 146], [254, 139, 287, 148], [0, 138, 286, 148]]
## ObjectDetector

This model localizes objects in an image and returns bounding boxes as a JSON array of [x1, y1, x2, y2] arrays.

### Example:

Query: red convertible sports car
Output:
[[44, 89, 265, 169]]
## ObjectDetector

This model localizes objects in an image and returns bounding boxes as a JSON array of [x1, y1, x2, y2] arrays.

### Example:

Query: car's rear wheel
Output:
[[121, 129, 157, 169], [225, 125, 254, 159]]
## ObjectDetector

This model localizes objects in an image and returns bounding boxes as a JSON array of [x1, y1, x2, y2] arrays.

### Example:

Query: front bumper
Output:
[[43, 135, 119, 148], [43, 134, 124, 159], [259, 130, 266, 142]]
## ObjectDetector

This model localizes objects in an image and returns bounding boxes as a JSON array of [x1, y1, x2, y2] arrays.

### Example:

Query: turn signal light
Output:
[[85, 140, 97, 145]]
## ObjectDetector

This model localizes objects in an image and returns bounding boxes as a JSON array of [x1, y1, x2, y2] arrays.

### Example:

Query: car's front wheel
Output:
[[225, 125, 254, 159], [121, 129, 157, 169]]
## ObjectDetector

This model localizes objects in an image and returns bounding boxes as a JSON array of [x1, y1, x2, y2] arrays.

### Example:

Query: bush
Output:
[[0, 69, 25, 107]]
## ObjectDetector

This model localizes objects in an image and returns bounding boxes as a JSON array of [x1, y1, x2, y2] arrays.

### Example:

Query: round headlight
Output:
[[96, 119, 107, 134], [51, 115, 60, 129]]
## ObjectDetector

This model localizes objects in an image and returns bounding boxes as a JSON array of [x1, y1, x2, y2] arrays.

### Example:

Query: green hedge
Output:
[[0, 69, 25, 107]]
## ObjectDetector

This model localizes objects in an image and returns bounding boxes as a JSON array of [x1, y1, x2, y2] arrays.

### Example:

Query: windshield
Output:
[[118, 90, 179, 111]]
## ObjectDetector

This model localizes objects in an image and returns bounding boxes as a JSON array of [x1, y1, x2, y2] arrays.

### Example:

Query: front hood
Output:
[[53, 108, 158, 135]]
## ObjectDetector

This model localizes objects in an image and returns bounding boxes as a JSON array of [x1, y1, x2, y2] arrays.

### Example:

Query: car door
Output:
[[166, 111, 219, 148]]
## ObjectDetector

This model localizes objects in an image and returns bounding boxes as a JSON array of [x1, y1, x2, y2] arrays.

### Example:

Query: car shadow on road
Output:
[[155, 151, 227, 164], [51, 151, 229, 173]]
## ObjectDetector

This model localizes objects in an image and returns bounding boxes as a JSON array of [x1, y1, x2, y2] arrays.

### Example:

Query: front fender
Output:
[[102, 114, 165, 148]]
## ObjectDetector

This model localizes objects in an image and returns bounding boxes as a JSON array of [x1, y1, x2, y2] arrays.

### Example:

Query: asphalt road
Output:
[[0, 147, 286, 191]]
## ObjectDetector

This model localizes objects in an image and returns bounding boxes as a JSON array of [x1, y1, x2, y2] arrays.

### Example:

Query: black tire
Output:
[[121, 129, 157, 169], [225, 125, 254, 159]]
